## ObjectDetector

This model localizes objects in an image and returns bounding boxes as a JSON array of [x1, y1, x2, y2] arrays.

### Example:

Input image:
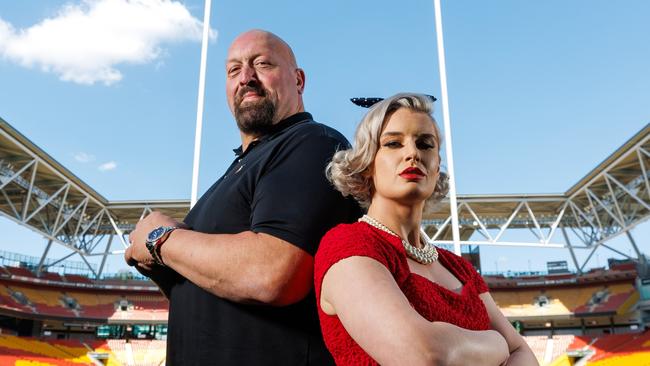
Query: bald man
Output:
[[125, 30, 360, 365]]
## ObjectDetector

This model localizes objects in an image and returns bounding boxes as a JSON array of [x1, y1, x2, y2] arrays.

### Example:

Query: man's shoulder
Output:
[[289, 119, 349, 145], [262, 115, 351, 164]]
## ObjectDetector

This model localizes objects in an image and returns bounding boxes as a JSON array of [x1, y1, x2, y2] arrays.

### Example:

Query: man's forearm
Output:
[[159, 229, 313, 305]]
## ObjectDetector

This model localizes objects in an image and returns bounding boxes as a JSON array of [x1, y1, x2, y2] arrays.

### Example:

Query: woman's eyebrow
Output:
[[418, 133, 437, 139], [380, 131, 404, 137]]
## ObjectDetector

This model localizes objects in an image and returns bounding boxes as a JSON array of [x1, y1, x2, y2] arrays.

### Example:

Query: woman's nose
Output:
[[404, 142, 420, 164]]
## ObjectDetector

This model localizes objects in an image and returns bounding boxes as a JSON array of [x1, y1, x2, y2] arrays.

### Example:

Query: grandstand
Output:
[[0, 334, 167, 366], [0, 261, 167, 365], [0, 264, 165, 323], [488, 264, 640, 332], [2, 254, 650, 365]]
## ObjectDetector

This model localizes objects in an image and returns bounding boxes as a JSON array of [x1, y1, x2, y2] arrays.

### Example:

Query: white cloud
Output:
[[73, 152, 95, 163], [0, 0, 216, 85], [98, 161, 117, 171]]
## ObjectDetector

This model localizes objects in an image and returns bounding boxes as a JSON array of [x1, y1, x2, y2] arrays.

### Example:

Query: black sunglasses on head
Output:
[[350, 95, 437, 108]]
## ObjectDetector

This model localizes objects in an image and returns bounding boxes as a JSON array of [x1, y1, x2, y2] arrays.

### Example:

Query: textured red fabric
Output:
[[314, 222, 491, 365]]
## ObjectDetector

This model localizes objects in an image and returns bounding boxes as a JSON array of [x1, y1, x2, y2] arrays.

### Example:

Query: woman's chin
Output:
[[391, 190, 431, 207]]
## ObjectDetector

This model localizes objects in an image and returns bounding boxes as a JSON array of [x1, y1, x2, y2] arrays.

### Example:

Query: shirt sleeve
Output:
[[250, 128, 359, 256], [314, 224, 397, 303]]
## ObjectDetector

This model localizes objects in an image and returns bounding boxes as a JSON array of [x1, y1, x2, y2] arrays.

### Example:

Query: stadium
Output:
[[0, 116, 649, 366], [1, 1, 649, 366]]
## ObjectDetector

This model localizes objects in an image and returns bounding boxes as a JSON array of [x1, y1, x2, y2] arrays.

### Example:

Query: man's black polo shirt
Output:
[[166, 112, 361, 365]]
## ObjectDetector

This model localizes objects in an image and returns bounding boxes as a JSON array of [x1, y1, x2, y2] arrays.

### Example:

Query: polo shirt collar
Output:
[[232, 112, 312, 156]]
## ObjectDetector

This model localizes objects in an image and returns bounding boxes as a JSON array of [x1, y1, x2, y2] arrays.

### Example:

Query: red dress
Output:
[[314, 222, 491, 366]]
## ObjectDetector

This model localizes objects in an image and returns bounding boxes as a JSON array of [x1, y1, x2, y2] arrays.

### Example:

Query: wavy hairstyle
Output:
[[327, 93, 449, 209]]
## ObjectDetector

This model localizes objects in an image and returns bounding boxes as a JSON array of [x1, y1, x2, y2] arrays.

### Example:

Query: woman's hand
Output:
[[480, 293, 539, 365], [479, 329, 510, 366]]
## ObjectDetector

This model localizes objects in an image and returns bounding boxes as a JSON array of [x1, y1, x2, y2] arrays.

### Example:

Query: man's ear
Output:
[[296, 68, 306, 94]]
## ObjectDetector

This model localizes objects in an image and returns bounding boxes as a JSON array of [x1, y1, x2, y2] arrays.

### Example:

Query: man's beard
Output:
[[234, 85, 276, 136]]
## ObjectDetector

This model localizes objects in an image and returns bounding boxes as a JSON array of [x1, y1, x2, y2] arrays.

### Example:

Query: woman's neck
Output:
[[366, 198, 425, 248]]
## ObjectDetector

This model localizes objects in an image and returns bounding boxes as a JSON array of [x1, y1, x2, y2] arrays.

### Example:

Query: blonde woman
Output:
[[315, 93, 537, 365]]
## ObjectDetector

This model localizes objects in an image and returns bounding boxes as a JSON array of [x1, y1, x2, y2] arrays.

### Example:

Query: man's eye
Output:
[[228, 66, 240, 76]]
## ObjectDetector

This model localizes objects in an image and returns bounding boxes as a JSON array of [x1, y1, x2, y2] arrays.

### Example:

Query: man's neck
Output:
[[238, 108, 306, 152], [240, 131, 260, 153]]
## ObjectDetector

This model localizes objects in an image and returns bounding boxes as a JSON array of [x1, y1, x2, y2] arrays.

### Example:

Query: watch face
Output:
[[148, 227, 166, 242]]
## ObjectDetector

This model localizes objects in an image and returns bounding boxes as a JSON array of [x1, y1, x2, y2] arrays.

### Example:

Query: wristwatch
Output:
[[146, 226, 178, 266]]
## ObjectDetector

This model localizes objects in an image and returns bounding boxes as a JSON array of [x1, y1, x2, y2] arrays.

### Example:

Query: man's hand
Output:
[[124, 211, 184, 271]]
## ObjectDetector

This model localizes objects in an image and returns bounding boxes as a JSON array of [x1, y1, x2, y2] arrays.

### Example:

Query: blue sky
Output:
[[0, 0, 648, 275]]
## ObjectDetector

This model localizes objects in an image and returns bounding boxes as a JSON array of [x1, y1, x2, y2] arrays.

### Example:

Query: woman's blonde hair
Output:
[[327, 92, 449, 209]]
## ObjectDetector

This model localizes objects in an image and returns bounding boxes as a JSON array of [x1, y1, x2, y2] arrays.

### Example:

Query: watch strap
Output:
[[147, 226, 178, 266]]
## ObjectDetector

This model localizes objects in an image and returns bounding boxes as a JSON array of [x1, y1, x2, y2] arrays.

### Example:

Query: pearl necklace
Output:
[[359, 214, 439, 265]]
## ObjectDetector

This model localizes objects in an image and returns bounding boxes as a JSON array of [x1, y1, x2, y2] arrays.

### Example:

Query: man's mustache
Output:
[[236, 85, 266, 105]]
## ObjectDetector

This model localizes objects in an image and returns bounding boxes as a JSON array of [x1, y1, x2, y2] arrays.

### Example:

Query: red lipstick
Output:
[[399, 167, 425, 180]]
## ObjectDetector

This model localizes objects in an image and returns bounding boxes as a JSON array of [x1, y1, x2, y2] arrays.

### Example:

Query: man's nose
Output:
[[238, 65, 258, 85]]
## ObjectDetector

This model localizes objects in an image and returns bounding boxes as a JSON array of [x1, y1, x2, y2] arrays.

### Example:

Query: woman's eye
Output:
[[383, 141, 402, 148], [417, 141, 435, 150]]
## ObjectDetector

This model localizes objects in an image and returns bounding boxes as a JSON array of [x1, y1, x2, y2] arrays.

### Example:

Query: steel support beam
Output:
[[561, 226, 582, 275], [97, 234, 114, 279], [626, 231, 645, 264], [36, 239, 53, 276]]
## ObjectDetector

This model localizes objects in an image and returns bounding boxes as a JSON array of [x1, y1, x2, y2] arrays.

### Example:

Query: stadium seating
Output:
[[493, 289, 573, 317], [585, 332, 650, 365], [0, 285, 31, 312], [492, 283, 638, 319], [105, 339, 129, 366], [0, 260, 645, 365], [0, 277, 168, 320], [555, 331, 650, 365], [0, 334, 94, 365], [0, 335, 172, 366], [574, 284, 639, 315], [13, 286, 64, 307], [567, 334, 593, 351], [130, 339, 166, 366], [521, 332, 650, 365], [0, 331, 648, 365], [544, 287, 596, 311], [72, 292, 120, 307], [38, 271, 65, 282], [63, 274, 94, 284], [551, 335, 575, 361], [523, 335, 548, 364], [3, 266, 35, 278]]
